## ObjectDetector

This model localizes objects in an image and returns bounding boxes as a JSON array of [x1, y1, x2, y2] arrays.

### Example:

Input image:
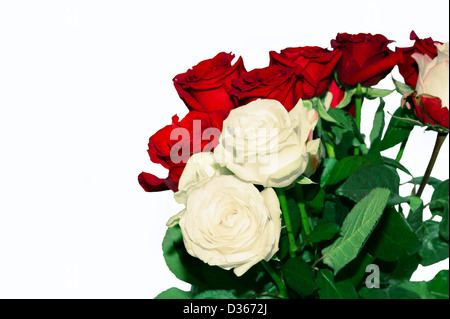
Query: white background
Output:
[[0, 0, 448, 298]]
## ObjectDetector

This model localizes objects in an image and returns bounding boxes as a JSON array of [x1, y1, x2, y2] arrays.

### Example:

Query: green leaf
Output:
[[408, 196, 423, 212], [392, 76, 414, 95], [365, 88, 395, 100], [194, 290, 238, 299], [278, 235, 290, 260], [317, 98, 340, 124], [321, 188, 391, 274], [430, 179, 449, 217], [359, 286, 421, 299], [335, 252, 376, 286], [155, 287, 193, 299], [336, 164, 400, 203], [283, 258, 317, 296], [439, 205, 449, 241], [320, 158, 338, 187], [382, 156, 414, 179], [427, 270, 449, 299], [328, 108, 355, 129], [406, 196, 424, 238], [419, 220, 449, 266], [317, 269, 358, 299], [358, 287, 388, 299], [304, 188, 326, 214], [334, 88, 356, 109], [317, 269, 341, 299], [398, 281, 434, 299], [162, 225, 259, 293], [296, 175, 316, 185], [162, 225, 204, 286], [380, 107, 415, 151], [406, 176, 443, 189], [286, 194, 302, 238], [333, 131, 359, 159], [390, 253, 420, 282], [335, 280, 359, 299], [302, 99, 314, 110], [369, 98, 385, 146], [322, 156, 372, 187], [366, 207, 421, 262], [308, 222, 340, 243], [322, 198, 349, 227]]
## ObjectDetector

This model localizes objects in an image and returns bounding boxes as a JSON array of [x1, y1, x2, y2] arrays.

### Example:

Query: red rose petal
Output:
[[396, 31, 440, 89], [138, 172, 171, 192], [345, 50, 402, 86]]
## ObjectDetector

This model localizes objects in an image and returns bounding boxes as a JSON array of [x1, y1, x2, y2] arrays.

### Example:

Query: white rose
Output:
[[413, 42, 449, 108], [213, 98, 321, 188], [173, 152, 230, 205], [167, 175, 282, 277]]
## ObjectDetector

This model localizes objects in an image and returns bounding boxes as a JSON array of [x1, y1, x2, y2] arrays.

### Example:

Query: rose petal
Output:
[[138, 172, 170, 192]]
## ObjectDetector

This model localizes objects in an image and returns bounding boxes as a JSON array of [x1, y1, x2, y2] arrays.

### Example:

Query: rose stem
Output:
[[354, 83, 363, 156], [260, 260, 289, 299], [395, 136, 409, 162], [326, 133, 336, 158], [294, 185, 311, 237], [416, 132, 447, 198], [275, 188, 297, 258]]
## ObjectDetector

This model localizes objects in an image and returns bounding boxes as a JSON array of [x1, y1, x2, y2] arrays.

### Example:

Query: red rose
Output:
[[138, 110, 227, 192], [412, 94, 449, 129], [396, 31, 441, 89], [230, 65, 302, 111], [402, 41, 449, 130], [269, 46, 342, 99], [173, 52, 246, 114], [331, 33, 401, 87]]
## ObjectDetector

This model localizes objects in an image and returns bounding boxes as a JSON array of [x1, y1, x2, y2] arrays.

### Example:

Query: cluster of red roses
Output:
[[138, 31, 446, 193]]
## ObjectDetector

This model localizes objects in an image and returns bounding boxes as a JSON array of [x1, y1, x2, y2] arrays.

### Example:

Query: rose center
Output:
[[222, 210, 239, 227]]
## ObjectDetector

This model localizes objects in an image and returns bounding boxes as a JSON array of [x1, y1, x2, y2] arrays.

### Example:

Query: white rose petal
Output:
[[173, 152, 231, 205]]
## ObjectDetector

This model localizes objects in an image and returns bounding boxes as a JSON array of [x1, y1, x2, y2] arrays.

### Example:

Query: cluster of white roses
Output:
[[167, 99, 321, 276]]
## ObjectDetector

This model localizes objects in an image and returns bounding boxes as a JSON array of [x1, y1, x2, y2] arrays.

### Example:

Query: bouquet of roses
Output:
[[138, 31, 449, 299]]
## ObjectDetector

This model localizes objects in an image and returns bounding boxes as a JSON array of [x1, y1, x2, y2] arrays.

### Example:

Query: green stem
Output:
[[325, 133, 336, 158], [395, 136, 409, 162], [260, 260, 288, 299], [275, 188, 296, 258], [294, 185, 311, 236], [416, 133, 447, 198], [354, 83, 363, 156], [325, 142, 336, 158]]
